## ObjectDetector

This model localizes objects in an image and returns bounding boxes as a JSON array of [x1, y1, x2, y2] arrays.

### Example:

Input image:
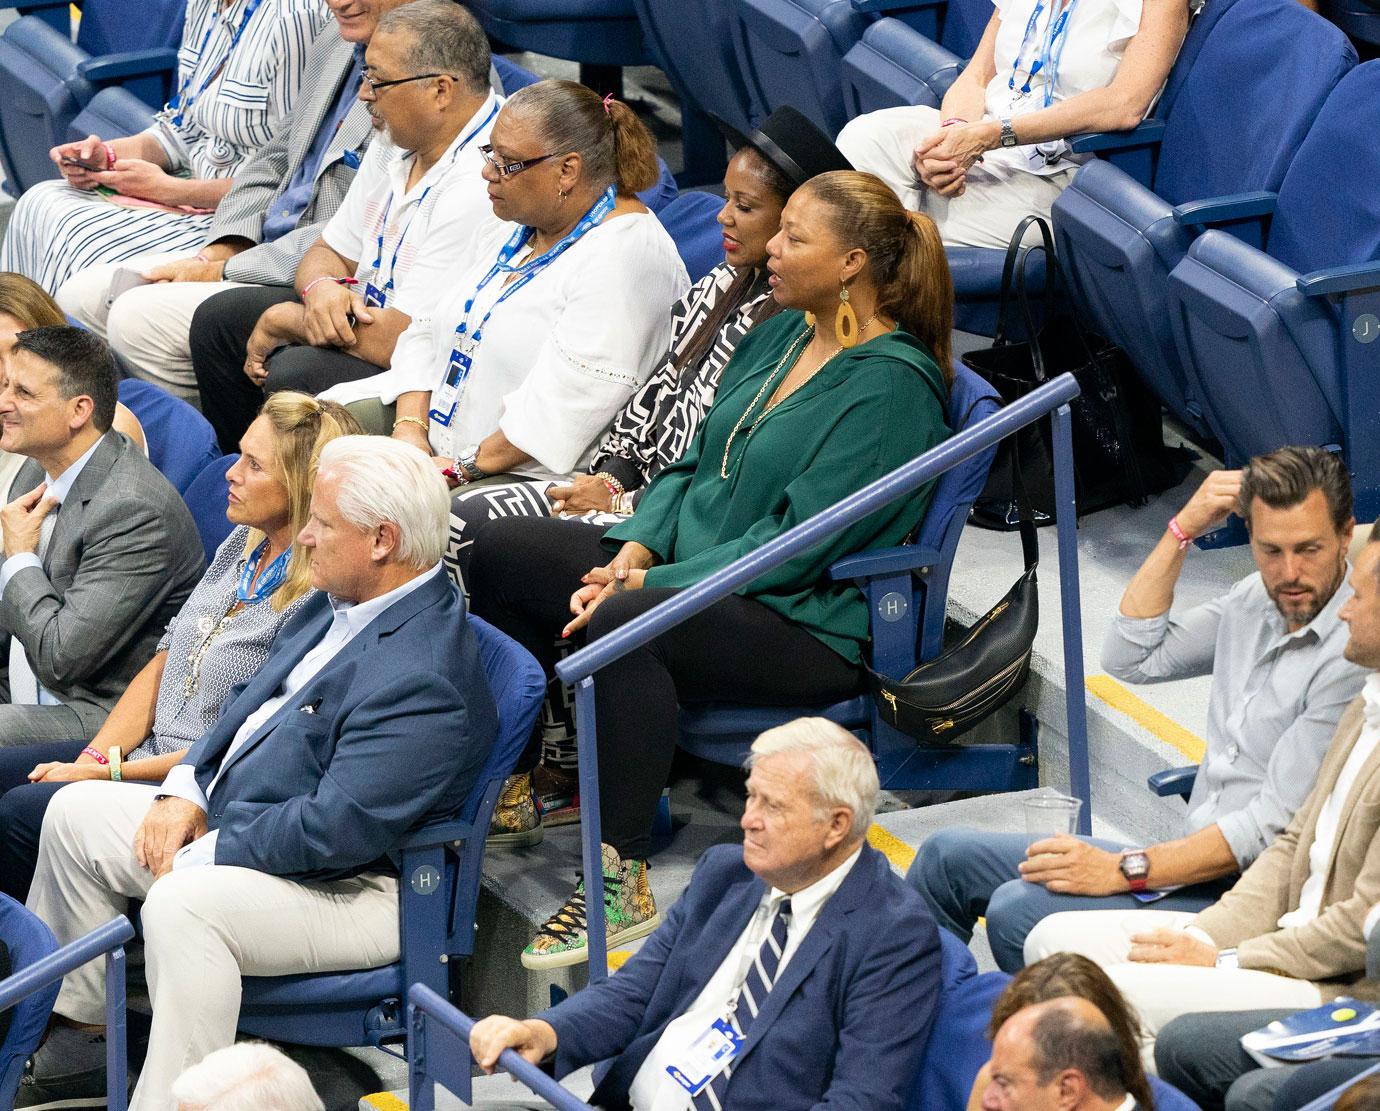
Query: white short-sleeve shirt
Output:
[[984, 0, 1146, 174], [320, 93, 503, 318], [322, 210, 690, 483]]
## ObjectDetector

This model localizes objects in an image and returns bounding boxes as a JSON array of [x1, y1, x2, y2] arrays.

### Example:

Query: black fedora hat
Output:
[[717, 106, 853, 191]]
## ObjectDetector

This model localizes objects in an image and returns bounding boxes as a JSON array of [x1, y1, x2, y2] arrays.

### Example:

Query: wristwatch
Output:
[[999, 117, 1019, 148], [456, 451, 486, 484], [1118, 850, 1151, 893]]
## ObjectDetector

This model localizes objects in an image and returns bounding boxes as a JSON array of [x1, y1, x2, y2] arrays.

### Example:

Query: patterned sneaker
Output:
[[486, 772, 544, 848], [521, 844, 660, 969], [532, 763, 580, 826]]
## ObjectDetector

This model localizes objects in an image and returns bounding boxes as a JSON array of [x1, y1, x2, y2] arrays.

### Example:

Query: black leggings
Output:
[[469, 516, 864, 860]]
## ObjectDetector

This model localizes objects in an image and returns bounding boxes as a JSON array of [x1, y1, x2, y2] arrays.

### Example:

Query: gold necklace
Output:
[[718, 315, 877, 480]]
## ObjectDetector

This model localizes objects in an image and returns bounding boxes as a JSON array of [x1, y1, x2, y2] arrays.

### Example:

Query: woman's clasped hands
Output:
[[563, 541, 655, 637]]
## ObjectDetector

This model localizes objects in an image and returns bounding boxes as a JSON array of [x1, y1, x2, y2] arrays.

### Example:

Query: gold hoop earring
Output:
[[835, 284, 859, 348]]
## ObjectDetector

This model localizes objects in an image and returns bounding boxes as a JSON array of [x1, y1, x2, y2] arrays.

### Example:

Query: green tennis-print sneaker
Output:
[[520, 843, 660, 969]]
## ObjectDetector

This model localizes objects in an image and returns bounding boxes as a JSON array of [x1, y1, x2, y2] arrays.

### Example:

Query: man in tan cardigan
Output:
[[1025, 525, 1380, 1053]]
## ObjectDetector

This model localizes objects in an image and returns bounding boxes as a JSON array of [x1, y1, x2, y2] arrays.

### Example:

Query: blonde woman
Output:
[[0, 391, 359, 900]]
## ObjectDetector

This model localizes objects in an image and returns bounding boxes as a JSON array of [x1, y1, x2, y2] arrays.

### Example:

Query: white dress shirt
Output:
[[1, 433, 106, 705], [162, 563, 442, 868], [627, 847, 863, 1111], [1278, 673, 1380, 929]]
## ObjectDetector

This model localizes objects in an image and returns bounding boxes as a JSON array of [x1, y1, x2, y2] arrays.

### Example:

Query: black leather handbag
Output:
[[868, 477, 1039, 744]]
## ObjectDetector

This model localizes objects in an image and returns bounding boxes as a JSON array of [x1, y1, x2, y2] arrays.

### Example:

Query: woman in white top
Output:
[[0, 0, 329, 293], [836, 0, 1192, 249], [323, 79, 688, 493]]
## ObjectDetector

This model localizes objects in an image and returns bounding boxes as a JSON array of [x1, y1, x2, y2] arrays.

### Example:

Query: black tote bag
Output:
[[964, 215, 1191, 530]]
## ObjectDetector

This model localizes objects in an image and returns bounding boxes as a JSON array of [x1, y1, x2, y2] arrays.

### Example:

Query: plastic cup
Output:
[[1024, 794, 1082, 840]]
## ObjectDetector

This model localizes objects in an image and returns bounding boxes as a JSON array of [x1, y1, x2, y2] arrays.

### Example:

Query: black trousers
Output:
[[189, 284, 383, 453], [0, 740, 86, 901], [469, 516, 864, 860]]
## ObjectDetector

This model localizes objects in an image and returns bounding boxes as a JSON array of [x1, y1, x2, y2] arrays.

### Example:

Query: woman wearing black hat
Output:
[[470, 170, 954, 969], [452, 108, 851, 840]]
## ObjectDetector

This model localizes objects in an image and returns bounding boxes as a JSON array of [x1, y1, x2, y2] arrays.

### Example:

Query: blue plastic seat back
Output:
[[492, 54, 542, 95], [1266, 60, 1380, 275], [733, 0, 871, 134], [75, 0, 186, 56], [936, 0, 993, 57], [631, 0, 760, 134], [1153, 1075, 1206, 1111], [463, 0, 648, 67], [638, 157, 680, 215], [67, 84, 154, 145], [182, 454, 237, 564], [909, 966, 1008, 1109], [0, 893, 60, 1108], [655, 191, 725, 284], [842, 18, 959, 115], [116, 379, 220, 494], [1154, 0, 1244, 121], [914, 364, 1002, 554], [1154, 0, 1356, 204], [0, 17, 96, 193]]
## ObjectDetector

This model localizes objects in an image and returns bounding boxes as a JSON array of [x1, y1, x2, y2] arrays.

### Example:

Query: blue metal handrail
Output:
[[0, 916, 135, 1111], [556, 373, 1091, 980], [407, 984, 592, 1111]]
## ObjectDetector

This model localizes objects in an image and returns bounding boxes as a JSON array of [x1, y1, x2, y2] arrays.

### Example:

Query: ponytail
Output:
[[605, 98, 659, 194], [802, 171, 955, 387]]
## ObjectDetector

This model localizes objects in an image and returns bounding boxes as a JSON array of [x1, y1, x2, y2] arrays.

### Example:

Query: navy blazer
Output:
[[541, 842, 942, 1110], [180, 569, 497, 882]]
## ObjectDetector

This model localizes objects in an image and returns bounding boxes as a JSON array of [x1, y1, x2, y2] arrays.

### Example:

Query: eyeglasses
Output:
[[478, 144, 558, 179], [360, 71, 454, 96]]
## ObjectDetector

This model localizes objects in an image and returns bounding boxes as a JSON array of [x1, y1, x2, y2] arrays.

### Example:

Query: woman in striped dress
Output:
[[0, 0, 328, 293]]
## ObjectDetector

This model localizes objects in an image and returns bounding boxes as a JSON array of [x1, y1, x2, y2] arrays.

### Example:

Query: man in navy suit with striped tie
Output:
[[471, 719, 943, 1110]]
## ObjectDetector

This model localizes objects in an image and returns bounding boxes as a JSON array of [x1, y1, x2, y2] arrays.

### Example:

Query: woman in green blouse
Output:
[[469, 170, 954, 969]]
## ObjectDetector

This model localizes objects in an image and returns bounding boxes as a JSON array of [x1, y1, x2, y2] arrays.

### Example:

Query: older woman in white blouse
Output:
[[323, 79, 688, 489], [837, 0, 1192, 249], [0, 0, 329, 293]]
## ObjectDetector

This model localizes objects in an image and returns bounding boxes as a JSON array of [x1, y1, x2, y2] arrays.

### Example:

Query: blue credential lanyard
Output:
[[1008, 0, 1078, 108], [428, 184, 617, 429], [165, 0, 266, 129], [364, 99, 500, 309], [236, 538, 289, 604]]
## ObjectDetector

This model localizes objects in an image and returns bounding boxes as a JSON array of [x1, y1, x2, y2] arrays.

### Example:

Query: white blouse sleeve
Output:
[[498, 218, 690, 475], [1109, 0, 1146, 46]]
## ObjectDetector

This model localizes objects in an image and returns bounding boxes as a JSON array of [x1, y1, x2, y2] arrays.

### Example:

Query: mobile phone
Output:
[[61, 155, 105, 173]]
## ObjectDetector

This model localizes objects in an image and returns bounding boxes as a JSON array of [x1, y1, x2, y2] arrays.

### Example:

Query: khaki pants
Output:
[[1025, 909, 1325, 1066], [27, 780, 401, 1111], [57, 254, 254, 401], [835, 105, 1075, 250]]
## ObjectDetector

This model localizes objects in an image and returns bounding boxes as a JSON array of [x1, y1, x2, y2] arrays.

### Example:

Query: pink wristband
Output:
[[940, 117, 967, 127], [81, 745, 109, 766], [194, 252, 211, 263], [103, 143, 116, 170], [1167, 516, 1193, 550], [300, 276, 338, 300]]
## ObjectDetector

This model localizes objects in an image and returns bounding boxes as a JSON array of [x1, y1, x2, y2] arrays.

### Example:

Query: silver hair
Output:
[[375, 0, 491, 96], [317, 436, 450, 568], [170, 1042, 323, 1111], [747, 718, 879, 838]]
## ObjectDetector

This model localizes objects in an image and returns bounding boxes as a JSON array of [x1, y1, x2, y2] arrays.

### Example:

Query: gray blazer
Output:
[[0, 434, 206, 735], [214, 26, 376, 287]]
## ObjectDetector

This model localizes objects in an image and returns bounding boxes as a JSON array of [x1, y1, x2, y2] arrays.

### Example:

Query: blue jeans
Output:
[[906, 827, 1231, 971]]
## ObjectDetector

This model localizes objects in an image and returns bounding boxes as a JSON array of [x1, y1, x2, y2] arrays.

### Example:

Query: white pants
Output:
[[835, 105, 1075, 249], [1025, 910, 1325, 1066], [56, 253, 254, 402], [27, 781, 401, 1111]]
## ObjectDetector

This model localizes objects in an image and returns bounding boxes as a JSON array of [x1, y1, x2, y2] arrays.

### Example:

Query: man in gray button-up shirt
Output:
[[908, 447, 1367, 972]]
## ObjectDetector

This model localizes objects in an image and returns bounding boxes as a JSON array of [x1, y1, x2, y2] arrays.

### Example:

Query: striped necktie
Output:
[[692, 897, 792, 1111]]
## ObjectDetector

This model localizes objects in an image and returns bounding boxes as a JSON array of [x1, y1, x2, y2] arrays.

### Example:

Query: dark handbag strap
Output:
[[1012, 217, 1101, 380], [1010, 435, 1039, 574], [993, 213, 1054, 347]]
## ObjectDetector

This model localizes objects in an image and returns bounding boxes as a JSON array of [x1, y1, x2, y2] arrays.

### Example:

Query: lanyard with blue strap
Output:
[[162, 0, 266, 129], [429, 184, 617, 429], [363, 99, 500, 310], [236, 538, 289, 604], [1008, 0, 1079, 108]]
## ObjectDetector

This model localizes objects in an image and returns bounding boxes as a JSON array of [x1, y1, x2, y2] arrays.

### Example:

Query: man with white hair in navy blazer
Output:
[[471, 718, 942, 1111]]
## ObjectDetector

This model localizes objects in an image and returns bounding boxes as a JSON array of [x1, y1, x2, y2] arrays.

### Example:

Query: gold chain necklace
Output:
[[719, 315, 878, 480]]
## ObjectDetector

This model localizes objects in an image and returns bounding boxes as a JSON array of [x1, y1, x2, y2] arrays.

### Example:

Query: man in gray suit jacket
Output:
[[56, 0, 393, 400], [0, 327, 204, 746]]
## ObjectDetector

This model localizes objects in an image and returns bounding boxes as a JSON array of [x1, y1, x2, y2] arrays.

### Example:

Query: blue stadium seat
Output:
[[731, 0, 871, 134], [182, 454, 237, 564], [0, 18, 96, 193], [677, 365, 1034, 792], [237, 616, 544, 1049], [1166, 60, 1380, 517], [116, 379, 220, 495], [492, 53, 542, 95], [1322, 0, 1380, 47], [1052, 0, 1356, 437], [66, 84, 155, 146], [0, 893, 59, 1107], [654, 191, 725, 284], [463, 0, 649, 74], [638, 157, 680, 215]]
